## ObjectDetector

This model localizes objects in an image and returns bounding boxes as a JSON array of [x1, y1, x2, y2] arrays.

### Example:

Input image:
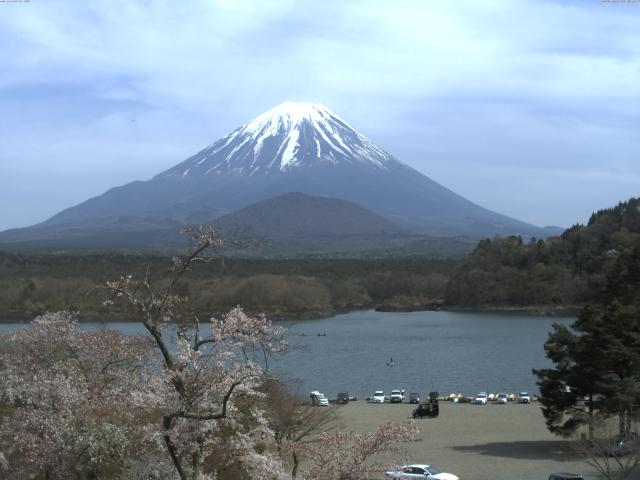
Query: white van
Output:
[[370, 390, 385, 403], [310, 391, 329, 406]]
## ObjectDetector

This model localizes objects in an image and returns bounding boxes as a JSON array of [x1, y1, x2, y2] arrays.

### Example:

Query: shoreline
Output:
[[0, 303, 580, 324]]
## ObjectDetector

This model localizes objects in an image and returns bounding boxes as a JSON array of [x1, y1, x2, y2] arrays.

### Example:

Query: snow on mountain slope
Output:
[[161, 101, 400, 177]]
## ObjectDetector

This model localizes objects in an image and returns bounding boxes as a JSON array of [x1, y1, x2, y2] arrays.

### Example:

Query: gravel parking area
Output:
[[335, 400, 624, 480]]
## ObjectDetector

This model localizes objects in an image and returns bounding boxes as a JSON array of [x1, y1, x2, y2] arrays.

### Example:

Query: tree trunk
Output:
[[291, 450, 300, 479], [588, 393, 594, 441], [619, 409, 627, 436], [163, 416, 188, 480], [191, 434, 205, 480]]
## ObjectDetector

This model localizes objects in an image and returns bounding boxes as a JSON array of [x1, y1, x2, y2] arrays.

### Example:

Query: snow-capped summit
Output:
[[246, 101, 341, 132], [161, 101, 399, 177]]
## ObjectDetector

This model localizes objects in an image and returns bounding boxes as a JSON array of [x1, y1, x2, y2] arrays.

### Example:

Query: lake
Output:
[[0, 309, 572, 399]]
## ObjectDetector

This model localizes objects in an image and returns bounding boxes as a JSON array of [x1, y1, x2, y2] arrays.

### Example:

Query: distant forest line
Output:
[[2, 197, 639, 321], [0, 254, 456, 320]]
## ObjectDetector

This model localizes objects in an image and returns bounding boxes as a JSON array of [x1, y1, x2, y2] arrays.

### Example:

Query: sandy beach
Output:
[[333, 400, 637, 480]]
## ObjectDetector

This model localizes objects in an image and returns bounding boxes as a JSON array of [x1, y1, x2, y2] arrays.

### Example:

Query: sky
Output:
[[1, 0, 639, 231]]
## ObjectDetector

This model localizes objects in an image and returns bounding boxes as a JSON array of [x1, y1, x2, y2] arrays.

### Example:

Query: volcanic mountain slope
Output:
[[1, 101, 561, 250], [213, 192, 403, 239], [210, 192, 475, 258]]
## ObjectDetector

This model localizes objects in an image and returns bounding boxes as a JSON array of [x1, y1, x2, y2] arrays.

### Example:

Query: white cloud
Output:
[[0, 0, 638, 229]]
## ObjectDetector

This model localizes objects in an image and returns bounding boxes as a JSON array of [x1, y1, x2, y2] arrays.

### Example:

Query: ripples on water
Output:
[[273, 310, 573, 398], [0, 310, 573, 399]]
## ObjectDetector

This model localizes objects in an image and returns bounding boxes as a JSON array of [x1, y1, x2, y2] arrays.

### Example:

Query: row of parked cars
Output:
[[368, 389, 406, 403], [367, 389, 428, 403], [315, 389, 534, 406], [472, 391, 531, 404], [365, 390, 441, 418]]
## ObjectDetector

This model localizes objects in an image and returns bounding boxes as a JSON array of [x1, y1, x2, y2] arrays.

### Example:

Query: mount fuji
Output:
[[0, 101, 561, 252]]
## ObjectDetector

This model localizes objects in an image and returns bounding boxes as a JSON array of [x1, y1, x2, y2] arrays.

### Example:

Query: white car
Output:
[[518, 392, 531, 404], [390, 389, 405, 403], [385, 464, 459, 479], [310, 391, 329, 406], [474, 392, 488, 405], [496, 393, 508, 404], [370, 390, 385, 403]]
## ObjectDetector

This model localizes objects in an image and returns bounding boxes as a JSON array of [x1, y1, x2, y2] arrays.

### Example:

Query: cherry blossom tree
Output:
[[99, 226, 288, 480], [295, 421, 418, 480], [0, 311, 165, 479], [261, 378, 341, 478]]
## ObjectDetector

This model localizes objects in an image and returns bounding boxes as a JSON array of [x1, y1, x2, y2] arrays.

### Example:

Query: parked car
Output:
[[606, 432, 639, 457], [337, 392, 349, 404], [409, 392, 420, 404], [413, 402, 439, 418], [385, 464, 458, 479], [474, 392, 488, 405], [496, 393, 508, 404], [310, 391, 329, 406], [548, 474, 583, 480], [518, 392, 531, 404], [371, 390, 385, 403], [448, 393, 463, 402], [390, 389, 405, 403]]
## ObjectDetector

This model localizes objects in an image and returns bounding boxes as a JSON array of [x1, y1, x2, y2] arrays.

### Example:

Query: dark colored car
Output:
[[337, 392, 349, 405], [548, 474, 583, 480], [606, 432, 639, 457], [412, 391, 440, 418], [409, 393, 420, 404], [412, 402, 439, 418]]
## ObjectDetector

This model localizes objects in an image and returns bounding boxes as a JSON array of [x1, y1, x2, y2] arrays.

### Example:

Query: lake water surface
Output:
[[0, 310, 572, 399]]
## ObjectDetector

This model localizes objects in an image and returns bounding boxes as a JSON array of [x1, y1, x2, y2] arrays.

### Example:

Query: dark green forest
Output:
[[533, 205, 640, 441], [0, 254, 456, 320], [445, 197, 640, 310], [3, 198, 639, 320]]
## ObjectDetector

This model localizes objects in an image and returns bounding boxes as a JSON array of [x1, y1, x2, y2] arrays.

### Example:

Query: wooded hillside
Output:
[[445, 198, 640, 309]]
